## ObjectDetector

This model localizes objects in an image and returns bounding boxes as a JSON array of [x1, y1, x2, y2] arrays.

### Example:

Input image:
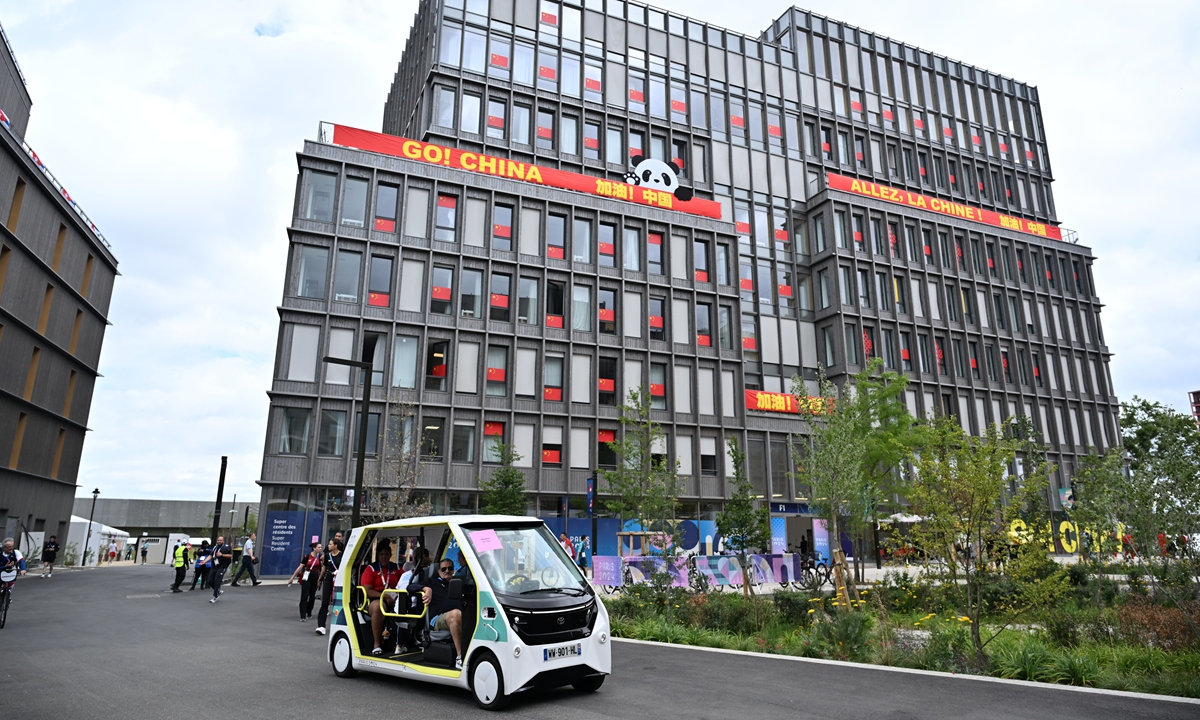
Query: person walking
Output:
[[140, 542, 149, 565], [230, 532, 261, 587], [209, 536, 233, 603], [40, 535, 60, 578], [107, 540, 118, 566], [314, 538, 344, 635], [288, 543, 323, 622], [189, 540, 212, 591], [170, 542, 190, 593]]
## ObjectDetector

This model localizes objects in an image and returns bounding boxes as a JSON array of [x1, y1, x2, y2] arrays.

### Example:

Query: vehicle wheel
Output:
[[470, 651, 511, 710], [331, 634, 357, 678], [572, 674, 605, 693], [0, 591, 9, 629]]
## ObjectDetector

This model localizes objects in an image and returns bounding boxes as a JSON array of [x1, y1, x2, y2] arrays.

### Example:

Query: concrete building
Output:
[[71, 497, 258, 546], [256, 2, 1119, 563], [0, 22, 118, 552]]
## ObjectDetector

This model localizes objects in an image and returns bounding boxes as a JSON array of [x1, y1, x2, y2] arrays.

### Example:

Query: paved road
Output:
[[0, 565, 1192, 719]]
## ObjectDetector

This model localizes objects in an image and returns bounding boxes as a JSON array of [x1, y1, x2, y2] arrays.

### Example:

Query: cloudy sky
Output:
[[1, 1, 1195, 501]]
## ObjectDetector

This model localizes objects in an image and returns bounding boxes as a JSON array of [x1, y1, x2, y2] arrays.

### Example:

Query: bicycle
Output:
[[0, 567, 16, 629]]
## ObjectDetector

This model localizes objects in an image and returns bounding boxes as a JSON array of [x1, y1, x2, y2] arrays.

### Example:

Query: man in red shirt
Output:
[[360, 541, 402, 655]]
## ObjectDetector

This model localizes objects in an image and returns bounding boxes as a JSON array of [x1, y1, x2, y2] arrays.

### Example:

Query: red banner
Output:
[[826, 173, 1062, 241], [332, 125, 721, 220], [744, 390, 834, 415]]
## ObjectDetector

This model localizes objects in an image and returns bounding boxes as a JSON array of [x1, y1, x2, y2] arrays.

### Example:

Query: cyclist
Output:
[[1, 537, 27, 580]]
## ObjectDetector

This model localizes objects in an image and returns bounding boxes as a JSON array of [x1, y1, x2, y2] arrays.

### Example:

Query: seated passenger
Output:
[[360, 541, 402, 656], [410, 559, 465, 670]]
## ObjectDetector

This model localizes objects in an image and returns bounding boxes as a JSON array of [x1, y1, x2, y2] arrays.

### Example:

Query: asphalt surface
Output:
[[0, 565, 1194, 719]]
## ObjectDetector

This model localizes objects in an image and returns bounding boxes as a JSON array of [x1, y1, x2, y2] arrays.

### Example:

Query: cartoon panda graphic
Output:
[[623, 155, 694, 202]]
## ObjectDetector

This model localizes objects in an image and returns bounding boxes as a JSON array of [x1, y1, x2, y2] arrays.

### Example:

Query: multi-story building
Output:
[[256, 1, 1119, 565], [0, 23, 118, 550]]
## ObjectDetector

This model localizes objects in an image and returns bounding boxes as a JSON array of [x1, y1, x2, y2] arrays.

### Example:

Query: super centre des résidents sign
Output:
[[331, 124, 723, 220]]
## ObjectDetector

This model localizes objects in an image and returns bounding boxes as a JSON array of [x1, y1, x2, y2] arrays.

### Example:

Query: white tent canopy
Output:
[[67, 515, 130, 566]]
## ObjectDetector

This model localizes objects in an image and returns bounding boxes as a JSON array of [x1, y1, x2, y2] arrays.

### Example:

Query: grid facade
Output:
[[258, 1, 1118, 536]]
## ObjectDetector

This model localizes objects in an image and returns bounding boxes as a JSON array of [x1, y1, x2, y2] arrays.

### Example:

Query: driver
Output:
[[410, 558, 464, 671], [361, 541, 402, 656]]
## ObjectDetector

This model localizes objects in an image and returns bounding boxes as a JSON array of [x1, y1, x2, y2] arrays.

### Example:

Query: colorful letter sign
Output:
[[744, 390, 834, 416]]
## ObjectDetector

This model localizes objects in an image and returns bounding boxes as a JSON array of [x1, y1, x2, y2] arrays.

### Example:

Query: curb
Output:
[[611, 637, 1200, 705]]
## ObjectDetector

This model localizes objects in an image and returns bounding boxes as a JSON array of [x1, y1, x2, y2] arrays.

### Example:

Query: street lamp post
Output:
[[83, 488, 100, 567], [323, 334, 379, 530]]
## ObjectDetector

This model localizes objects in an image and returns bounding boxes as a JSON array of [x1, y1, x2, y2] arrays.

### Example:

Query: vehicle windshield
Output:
[[462, 523, 588, 597]]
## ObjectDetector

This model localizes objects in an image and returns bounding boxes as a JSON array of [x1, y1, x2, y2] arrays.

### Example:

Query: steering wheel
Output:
[[505, 574, 530, 590], [539, 567, 563, 587]]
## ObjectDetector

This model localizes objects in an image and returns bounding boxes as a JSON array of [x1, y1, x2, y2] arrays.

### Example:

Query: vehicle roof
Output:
[[358, 514, 543, 532]]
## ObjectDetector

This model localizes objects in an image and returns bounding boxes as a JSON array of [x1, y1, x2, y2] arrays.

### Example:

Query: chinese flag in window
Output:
[[598, 429, 616, 443], [768, 124, 782, 137], [853, 230, 863, 242], [901, 348, 911, 361], [537, 126, 553, 139], [374, 218, 396, 233], [735, 221, 751, 235], [368, 292, 390, 307], [648, 233, 662, 246], [821, 142, 830, 153], [628, 146, 642, 157], [490, 293, 509, 308], [672, 157, 685, 169], [493, 223, 512, 238], [542, 448, 561, 463], [777, 284, 793, 298], [544, 387, 563, 401], [585, 78, 602, 92], [999, 143, 1009, 154], [695, 270, 709, 282], [598, 242, 615, 255], [487, 115, 505, 128], [742, 337, 757, 351], [774, 228, 789, 242], [739, 278, 754, 291], [431, 364, 447, 378], [487, 367, 507, 382], [970, 358, 978, 369], [913, 118, 925, 130], [490, 53, 509, 68], [730, 115, 745, 128], [539, 66, 557, 80], [649, 383, 666, 397], [883, 110, 894, 121], [649, 315, 663, 329], [598, 378, 615, 392], [484, 422, 504, 436], [431, 286, 452, 301], [670, 99, 687, 113], [943, 127, 953, 138], [1026, 150, 1035, 160], [545, 314, 564, 328], [584, 136, 600, 149], [855, 152, 863, 161], [628, 89, 645, 103], [540, 11, 558, 25], [851, 101, 863, 112], [547, 246, 565, 260], [972, 135, 983, 146], [697, 334, 711, 347], [598, 308, 615, 322], [437, 195, 456, 209]]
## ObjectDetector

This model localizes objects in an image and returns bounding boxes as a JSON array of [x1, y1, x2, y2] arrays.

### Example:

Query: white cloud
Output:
[[0, 0, 1194, 501]]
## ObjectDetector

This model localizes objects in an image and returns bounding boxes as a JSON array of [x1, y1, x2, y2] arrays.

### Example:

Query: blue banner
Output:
[[262, 511, 324, 576]]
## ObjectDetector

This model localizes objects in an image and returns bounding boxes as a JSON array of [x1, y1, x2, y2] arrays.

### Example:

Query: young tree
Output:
[[601, 387, 681, 557], [904, 415, 1059, 667], [1073, 398, 1200, 642], [358, 404, 432, 526], [716, 437, 771, 596], [479, 444, 529, 516]]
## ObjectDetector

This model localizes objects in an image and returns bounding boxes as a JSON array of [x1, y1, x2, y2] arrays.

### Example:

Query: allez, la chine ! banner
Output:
[[331, 124, 723, 220], [826, 172, 1063, 241]]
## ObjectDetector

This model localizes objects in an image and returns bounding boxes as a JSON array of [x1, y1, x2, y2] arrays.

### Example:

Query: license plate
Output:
[[543, 643, 582, 662]]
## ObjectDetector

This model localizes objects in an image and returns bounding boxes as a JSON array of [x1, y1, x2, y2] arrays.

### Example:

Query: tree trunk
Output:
[[829, 515, 858, 608], [741, 550, 753, 598]]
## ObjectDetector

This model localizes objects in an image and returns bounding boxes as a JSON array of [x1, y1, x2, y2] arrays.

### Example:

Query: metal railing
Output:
[[0, 111, 111, 249], [1059, 228, 1079, 244], [0, 22, 26, 88]]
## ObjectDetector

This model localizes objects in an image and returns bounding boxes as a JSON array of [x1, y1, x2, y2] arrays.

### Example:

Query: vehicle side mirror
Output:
[[448, 577, 463, 601]]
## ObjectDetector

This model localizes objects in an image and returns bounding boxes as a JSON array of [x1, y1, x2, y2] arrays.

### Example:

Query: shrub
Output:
[[1044, 608, 1084, 648], [691, 592, 778, 635], [991, 637, 1053, 682], [771, 589, 814, 627], [875, 570, 935, 614], [1050, 649, 1101, 687], [1066, 563, 1089, 587], [813, 611, 873, 662], [919, 622, 973, 673], [1118, 598, 1200, 650]]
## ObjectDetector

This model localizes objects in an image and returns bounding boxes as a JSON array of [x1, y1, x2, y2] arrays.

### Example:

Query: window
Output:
[[945, 284, 959, 321], [716, 305, 733, 349], [573, 218, 591, 263], [542, 426, 563, 466], [648, 232, 664, 274], [1001, 349, 1013, 383], [817, 269, 830, 309], [834, 211, 848, 249], [482, 422, 505, 463], [435, 195, 457, 242], [512, 104, 531, 144], [952, 339, 967, 377], [297, 246, 329, 299], [306, 172, 337, 222], [452, 422, 476, 463], [341, 178, 369, 227], [598, 357, 617, 406], [649, 363, 667, 410], [368, 256, 392, 307], [693, 240, 710, 282], [605, 127, 623, 164], [1017, 348, 1030, 385], [492, 205, 513, 251], [985, 344, 998, 382], [490, 273, 511, 321], [572, 285, 591, 331], [812, 215, 826, 253], [968, 341, 981, 379], [597, 289, 616, 334], [393, 335, 418, 389], [536, 110, 555, 150], [544, 356, 564, 401], [648, 297, 666, 341], [278, 409, 310, 454], [583, 121, 600, 159], [821, 326, 836, 367], [920, 228, 933, 264], [844, 323, 860, 365], [899, 332, 913, 371], [856, 215, 869, 253], [460, 93, 481, 134], [545, 280, 566, 327], [1032, 351, 1043, 387], [961, 287, 974, 324], [459, 269, 483, 318], [435, 87, 456, 128], [876, 273, 891, 311], [430, 266, 454, 315], [935, 336, 948, 375], [317, 410, 347, 456], [352, 413, 381, 456], [374, 184, 398, 232], [917, 334, 932, 373], [857, 269, 871, 308], [333, 250, 362, 303], [486, 346, 508, 396], [545, 214, 566, 259], [518, 277, 538, 324], [622, 227, 640, 271], [838, 267, 853, 306], [696, 303, 712, 347], [425, 340, 449, 391], [561, 115, 579, 154]]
